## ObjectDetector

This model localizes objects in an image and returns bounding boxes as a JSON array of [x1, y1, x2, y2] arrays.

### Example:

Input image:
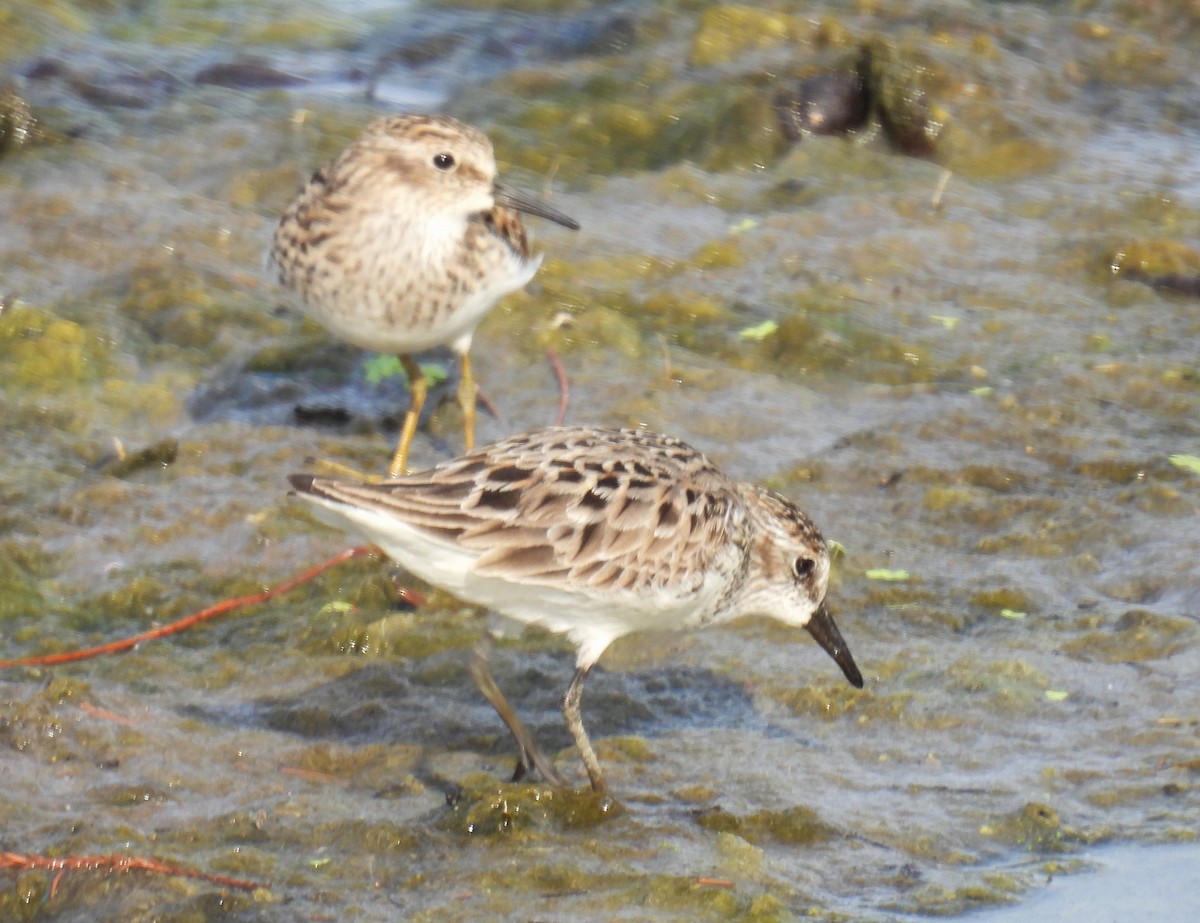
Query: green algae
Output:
[[0, 871, 48, 923], [945, 658, 1054, 712], [0, 296, 195, 439], [765, 673, 888, 721], [978, 802, 1081, 852], [95, 437, 179, 478], [522, 300, 648, 361], [866, 39, 950, 157], [442, 775, 620, 835], [735, 289, 941, 384], [921, 487, 1065, 539], [0, 1, 97, 64], [1109, 240, 1200, 285], [493, 73, 789, 179], [113, 258, 288, 364], [322, 606, 479, 661], [87, 782, 175, 807], [284, 738, 424, 777], [68, 570, 194, 631], [867, 36, 1062, 177], [1073, 458, 1154, 484], [1086, 779, 1194, 810], [0, 304, 113, 393], [426, 0, 592, 12], [960, 465, 1032, 493], [308, 816, 425, 854], [597, 734, 655, 764], [1062, 609, 1195, 664], [714, 829, 764, 881], [886, 881, 1018, 916], [513, 252, 740, 359], [0, 540, 56, 622], [631, 875, 779, 921], [418, 852, 809, 923], [969, 588, 1039, 617], [41, 675, 91, 704], [0, 695, 118, 766], [242, 333, 338, 375], [691, 237, 747, 271], [923, 486, 979, 513], [860, 582, 942, 621], [107, 0, 369, 48], [689, 6, 810, 68], [120, 264, 231, 353], [696, 803, 838, 846]]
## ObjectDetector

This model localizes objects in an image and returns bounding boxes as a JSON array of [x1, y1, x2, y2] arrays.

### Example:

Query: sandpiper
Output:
[[289, 425, 863, 792], [271, 114, 578, 477]]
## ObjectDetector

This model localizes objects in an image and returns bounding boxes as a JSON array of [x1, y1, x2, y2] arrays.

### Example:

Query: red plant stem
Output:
[[0, 546, 379, 669], [475, 386, 501, 420], [0, 851, 261, 894], [546, 347, 569, 426]]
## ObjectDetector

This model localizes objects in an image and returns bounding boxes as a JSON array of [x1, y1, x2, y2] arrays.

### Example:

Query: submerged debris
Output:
[[774, 51, 871, 141], [0, 86, 38, 157]]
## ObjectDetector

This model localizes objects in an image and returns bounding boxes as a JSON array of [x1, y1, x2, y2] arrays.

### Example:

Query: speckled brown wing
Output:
[[476, 205, 530, 260], [270, 150, 360, 296], [308, 427, 750, 598], [271, 162, 329, 292]]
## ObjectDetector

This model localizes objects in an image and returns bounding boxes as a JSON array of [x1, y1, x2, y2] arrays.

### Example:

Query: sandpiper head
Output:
[[740, 486, 831, 623], [361, 114, 499, 217], [740, 486, 863, 688], [356, 115, 579, 231]]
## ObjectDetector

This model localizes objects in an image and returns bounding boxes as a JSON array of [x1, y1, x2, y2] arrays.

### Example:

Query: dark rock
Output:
[[195, 60, 306, 89], [775, 67, 870, 141]]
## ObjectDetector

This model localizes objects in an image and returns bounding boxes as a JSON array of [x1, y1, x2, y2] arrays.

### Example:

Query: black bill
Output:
[[494, 182, 580, 230], [805, 602, 864, 688]]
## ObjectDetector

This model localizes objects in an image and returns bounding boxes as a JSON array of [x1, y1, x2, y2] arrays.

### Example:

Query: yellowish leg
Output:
[[313, 458, 381, 481], [457, 351, 476, 453], [387, 354, 427, 478]]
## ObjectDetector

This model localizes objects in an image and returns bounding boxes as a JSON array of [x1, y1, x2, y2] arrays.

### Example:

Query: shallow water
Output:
[[2, 1, 1198, 921], [966, 841, 1200, 923]]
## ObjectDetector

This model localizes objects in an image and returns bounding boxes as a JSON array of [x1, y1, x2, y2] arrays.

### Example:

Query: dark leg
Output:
[[562, 665, 607, 792], [468, 637, 564, 786]]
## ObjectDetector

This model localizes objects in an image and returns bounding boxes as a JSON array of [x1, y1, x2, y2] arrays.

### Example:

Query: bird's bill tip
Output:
[[493, 182, 580, 231], [287, 473, 317, 494], [804, 602, 864, 689]]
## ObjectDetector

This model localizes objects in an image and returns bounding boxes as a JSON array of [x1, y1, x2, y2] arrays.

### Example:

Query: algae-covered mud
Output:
[[2, 0, 1198, 920]]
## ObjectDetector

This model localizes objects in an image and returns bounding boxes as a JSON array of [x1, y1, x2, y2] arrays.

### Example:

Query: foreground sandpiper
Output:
[[289, 425, 862, 792], [271, 114, 578, 477]]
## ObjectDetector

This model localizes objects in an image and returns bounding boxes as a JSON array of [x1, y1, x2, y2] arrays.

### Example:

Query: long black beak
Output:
[[494, 182, 580, 230], [805, 603, 863, 688]]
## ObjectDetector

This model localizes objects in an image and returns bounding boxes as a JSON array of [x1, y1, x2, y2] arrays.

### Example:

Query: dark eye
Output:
[[432, 152, 455, 170], [792, 556, 815, 579]]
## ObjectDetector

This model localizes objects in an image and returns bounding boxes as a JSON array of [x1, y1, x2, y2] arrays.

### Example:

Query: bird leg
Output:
[[468, 637, 563, 787], [457, 351, 477, 453], [387, 354, 427, 478], [562, 665, 607, 793], [311, 458, 384, 482]]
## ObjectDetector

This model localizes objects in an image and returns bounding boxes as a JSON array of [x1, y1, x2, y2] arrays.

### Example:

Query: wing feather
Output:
[[297, 427, 749, 599]]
